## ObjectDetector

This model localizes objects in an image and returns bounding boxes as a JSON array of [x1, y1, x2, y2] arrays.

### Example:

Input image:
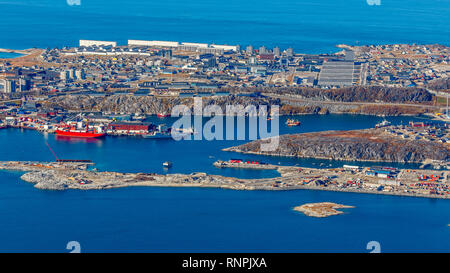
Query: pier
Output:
[[213, 160, 278, 170]]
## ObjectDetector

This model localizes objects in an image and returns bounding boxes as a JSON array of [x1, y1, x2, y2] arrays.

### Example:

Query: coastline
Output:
[[0, 48, 31, 55], [223, 126, 450, 165], [222, 148, 442, 165], [1, 160, 449, 200]]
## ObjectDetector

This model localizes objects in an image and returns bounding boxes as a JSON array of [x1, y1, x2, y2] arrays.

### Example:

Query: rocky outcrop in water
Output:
[[293, 202, 355, 218], [21, 171, 68, 190]]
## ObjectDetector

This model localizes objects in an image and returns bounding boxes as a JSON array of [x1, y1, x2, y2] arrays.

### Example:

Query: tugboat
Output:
[[286, 119, 301, 127], [375, 119, 391, 128], [157, 112, 170, 118], [55, 122, 106, 138]]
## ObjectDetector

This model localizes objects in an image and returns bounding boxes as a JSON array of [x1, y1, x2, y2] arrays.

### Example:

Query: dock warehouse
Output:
[[128, 40, 179, 47], [107, 122, 154, 134]]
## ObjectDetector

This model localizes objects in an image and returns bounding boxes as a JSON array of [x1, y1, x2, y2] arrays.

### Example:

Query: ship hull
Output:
[[142, 133, 172, 139], [55, 130, 106, 138]]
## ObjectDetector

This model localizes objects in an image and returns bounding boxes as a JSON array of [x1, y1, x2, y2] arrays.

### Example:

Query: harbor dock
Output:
[[213, 159, 278, 170]]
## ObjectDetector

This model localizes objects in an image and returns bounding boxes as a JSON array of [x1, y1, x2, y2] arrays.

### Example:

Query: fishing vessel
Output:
[[55, 122, 106, 138], [375, 119, 391, 128], [157, 112, 170, 118], [132, 113, 146, 121], [142, 131, 172, 139], [109, 114, 132, 122], [142, 124, 172, 139], [286, 119, 301, 126]]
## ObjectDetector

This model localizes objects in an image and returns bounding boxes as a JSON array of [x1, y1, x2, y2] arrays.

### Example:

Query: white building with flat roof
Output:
[[210, 44, 239, 52], [127, 40, 238, 52], [79, 40, 117, 47], [128, 40, 179, 47], [181, 42, 209, 48]]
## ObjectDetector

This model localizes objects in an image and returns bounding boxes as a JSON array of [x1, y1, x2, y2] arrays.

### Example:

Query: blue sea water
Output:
[[0, 0, 449, 53], [1, 178, 449, 253], [0, 52, 23, 58], [0, 115, 430, 176], [0, 114, 449, 253]]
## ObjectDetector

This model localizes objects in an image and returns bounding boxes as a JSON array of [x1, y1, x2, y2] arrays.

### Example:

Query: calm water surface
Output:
[[0, 114, 448, 252], [0, 0, 448, 53]]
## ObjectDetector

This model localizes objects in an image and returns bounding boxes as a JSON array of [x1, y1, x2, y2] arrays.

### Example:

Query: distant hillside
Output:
[[43, 93, 434, 116], [227, 86, 434, 104], [428, 78, 450, 91]]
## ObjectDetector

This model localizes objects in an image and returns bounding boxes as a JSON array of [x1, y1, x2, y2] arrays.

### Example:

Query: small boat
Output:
[[173, 127, 198, 136], [142, 131, 172, 139], [157, 113, 169, 118], [163, 161, 172, 168], [133, 113, 146, 121], [286, 119, 301, 126], [375, 119, 391, 128]]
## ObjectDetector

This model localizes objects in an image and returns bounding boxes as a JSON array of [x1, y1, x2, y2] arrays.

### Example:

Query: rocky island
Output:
[[293, 202, 355, 218]]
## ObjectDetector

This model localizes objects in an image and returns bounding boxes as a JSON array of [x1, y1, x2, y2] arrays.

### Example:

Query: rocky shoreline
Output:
[[1, 161, 450, 200], [213, 160, 278, 170], [42, 93, 438, 117], [223, 128, 450, 164]]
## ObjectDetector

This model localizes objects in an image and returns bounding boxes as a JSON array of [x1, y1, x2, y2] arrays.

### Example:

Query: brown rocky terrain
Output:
[[43, 93, 434, 116], [224, 128, 450, 163], [293, 202, 355, 218], [226, 86, 435, 104], [43, 94, 281, 114]]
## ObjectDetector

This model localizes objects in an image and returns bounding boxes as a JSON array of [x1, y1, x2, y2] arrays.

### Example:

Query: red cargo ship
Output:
[[55, 123, 106, 138]]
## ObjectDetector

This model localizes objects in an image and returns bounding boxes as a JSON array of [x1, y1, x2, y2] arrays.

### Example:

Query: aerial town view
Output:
[[0, 0, 449, 261]]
